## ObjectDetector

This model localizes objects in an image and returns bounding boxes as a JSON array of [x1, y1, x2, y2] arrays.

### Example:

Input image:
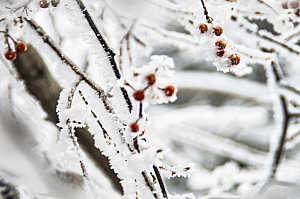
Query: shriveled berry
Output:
[[130, 123, 139, 133], [216, 50, 225, 57], [229, 54, 240, 65], [133, 90, 145, 101], [295, 8, 300, 16], [40, 0, 49, 8], [15, 42, 27, 54], [215, 40, 227, 50], [5, 51, 17, 61], [51, 0, 60, 7], [290, 1, 299, 9], [145, 74, 156, 86], [199, 24, 208, 33], [164, 85, 175, 97], [213, 26, 223, 36]]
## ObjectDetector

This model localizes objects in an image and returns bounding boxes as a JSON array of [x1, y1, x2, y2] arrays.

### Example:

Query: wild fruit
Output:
[[5, 51, 17, 61], [51, 0, 60, 7], [164, 85, 175, 97], [199, 24, 208, 33], [215, 40, 227, 50], [133, 90, 145, 101], [145, 74, 156, 86], [15, 42, 27, 54], [40, 0, 50, 8], [213, 26, 223, 36], [216, 50, 225, 57], [295, 8, 300, 16], [229, 54, 240, 65], [290, 1, 299, 9], [130, 123, 139, 133]]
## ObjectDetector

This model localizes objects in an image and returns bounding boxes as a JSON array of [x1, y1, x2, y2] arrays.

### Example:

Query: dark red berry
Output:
[[282, 2, 289, 9], [130, 123, 139, 133], [216, 50, 225, 57], [213, 26, 223, 36], [15, 42, 27, 54], [40, 0, 49, 8], [199, 24, 208, 33], [215, 40, 227, 50], [164, 85, 175, 97], [295, 8, 300, 16], [5, 51, 17, 61], [51, 0, 60, 7], [229, 54, 240, 65], [145, 74, 156, 86], [133, 90, 145, 101], [290, 1, 299, 9]]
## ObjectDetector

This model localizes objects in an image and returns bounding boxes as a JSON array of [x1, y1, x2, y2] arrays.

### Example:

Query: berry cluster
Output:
[[198, 23, 240, 66], [1, 30, 27, 61], [40, 0, 60, 8], [126, 56, 176, 134], [282, 1, 300, 16]]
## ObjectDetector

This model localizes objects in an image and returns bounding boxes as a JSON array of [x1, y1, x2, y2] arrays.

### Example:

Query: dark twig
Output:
[[142, 171, 159, 199], [200, 0, 213, 23], [153, 165, 168, 199], [25, 18, 114, 114], [74, 0, 133, 112]]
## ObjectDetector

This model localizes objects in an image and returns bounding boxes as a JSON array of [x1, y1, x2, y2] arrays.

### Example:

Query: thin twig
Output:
[[74, 0, 133, 112], [153, 165, 168, 199], [25, 18, 114, 114], [142, 171, 159, 199], [200, 0, 213, 23]]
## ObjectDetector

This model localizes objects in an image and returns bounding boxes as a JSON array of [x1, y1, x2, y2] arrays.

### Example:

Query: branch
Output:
[[24, 18, 114, 113], [74, 0, 133, 112]]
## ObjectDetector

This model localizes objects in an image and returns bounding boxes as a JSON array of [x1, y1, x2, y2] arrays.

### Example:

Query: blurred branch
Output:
[[12, 44, 123, 193]]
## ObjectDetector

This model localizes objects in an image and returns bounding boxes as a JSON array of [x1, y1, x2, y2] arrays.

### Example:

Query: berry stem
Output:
[[200, 0, 213, 23]]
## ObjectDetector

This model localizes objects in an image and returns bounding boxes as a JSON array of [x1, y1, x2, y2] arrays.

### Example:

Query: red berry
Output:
[[199, 24, 208, 33], [133, 90, 145, 101], [295, 8, 300, 16], [51, 0, 60, 7], [282, 2, 289, 9], [130, 123, 139, 133], [145, 74, 156, 86], [213, 26, 223, 36], [290, 1, 299, 9], [216, 50, 225, 57], [229, 54, 240, 65], [5, 51, 17, 61], [215, 40, 227, 50], [164, 85, 175, 97], [15, 42, 27, 54], [40, 0, 49, 8]]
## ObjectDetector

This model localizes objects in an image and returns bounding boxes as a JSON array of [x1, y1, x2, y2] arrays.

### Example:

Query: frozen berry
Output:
[[295, 8, 300, 16], [51, 0, 60, 7], [229, 54, 240, 65], [130, 123, 139, 133], [282, 2, 289, 9], [145, 74, 156, 86], [40, 0, 49, 8], [213, 26, 223, 36], [133, 90, 145, 101], [164, 85, 175, 97], [15, 42, 27, 53], [216, 50, 225, 57], [215, 40, 227, 50], [199, 24, 208, 33], [5, 51, 17, 61], [290, 1, 299, 8]]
